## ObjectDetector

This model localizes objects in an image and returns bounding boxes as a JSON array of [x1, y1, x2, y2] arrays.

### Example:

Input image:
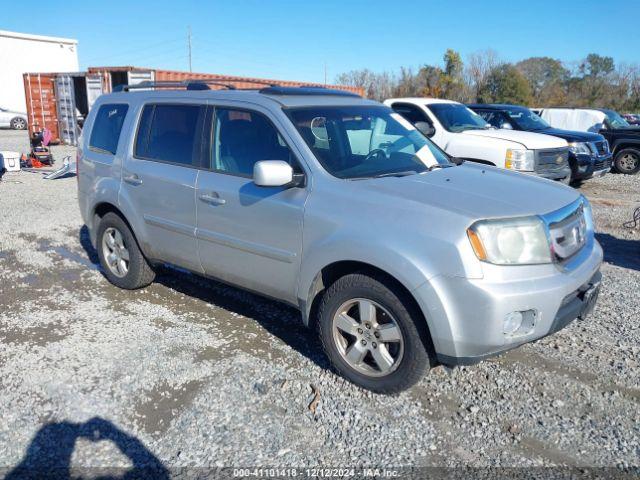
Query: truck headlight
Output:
[[505, 149, 535, 171], [467, 217, 552, 265], [568, 142, 592, 155]]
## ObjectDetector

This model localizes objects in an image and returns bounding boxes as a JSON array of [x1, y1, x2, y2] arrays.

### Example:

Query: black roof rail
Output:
[[258, 86, 361, 98], [114, 80, 237, 92]]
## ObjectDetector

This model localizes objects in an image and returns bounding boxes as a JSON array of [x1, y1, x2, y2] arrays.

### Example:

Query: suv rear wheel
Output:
[[614, 148, 640, 174], [97, 212, 155, 289], [317, 273, 430, 393]]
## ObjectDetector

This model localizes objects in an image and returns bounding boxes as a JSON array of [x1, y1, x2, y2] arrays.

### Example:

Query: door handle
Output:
[[198, 192, 226, 206], [123, 173, 143, 186]]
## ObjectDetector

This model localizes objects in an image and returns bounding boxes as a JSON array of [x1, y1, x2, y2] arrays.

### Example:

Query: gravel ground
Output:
[[0, 129, 638, 476]]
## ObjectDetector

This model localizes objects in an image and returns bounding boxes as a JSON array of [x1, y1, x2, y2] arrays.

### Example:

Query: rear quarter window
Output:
[[89, 104, 129, 155]]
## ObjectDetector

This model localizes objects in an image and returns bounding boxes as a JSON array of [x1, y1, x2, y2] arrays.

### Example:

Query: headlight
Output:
[[505, 149, 535, 171], [467, 216, 552, 265], [568, 142, 592, 155]]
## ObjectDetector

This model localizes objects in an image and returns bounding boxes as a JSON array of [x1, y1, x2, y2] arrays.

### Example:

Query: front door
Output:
[[195, 106, 307, 303], [122, 101, 206, 273]]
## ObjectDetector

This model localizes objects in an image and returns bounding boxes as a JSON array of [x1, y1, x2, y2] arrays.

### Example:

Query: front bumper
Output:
[[572, 153, 612, 180], [413, 239, 603, 366], [535, 166, 572, 182]]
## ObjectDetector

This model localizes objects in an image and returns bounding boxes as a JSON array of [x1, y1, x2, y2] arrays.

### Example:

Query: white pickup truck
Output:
[[384, 98, 571, 182]]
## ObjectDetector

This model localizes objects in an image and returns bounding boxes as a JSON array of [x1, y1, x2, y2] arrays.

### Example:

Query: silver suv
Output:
[[78, 83, 603, 393]]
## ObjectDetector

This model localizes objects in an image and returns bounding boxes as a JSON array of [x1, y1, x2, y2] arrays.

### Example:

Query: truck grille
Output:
[[593, 157, 612, 171], [535, 148, 569, 173], [548, 203, 587, 261]]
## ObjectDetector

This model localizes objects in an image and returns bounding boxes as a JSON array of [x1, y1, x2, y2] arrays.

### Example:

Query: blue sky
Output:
[[4, 0, 639, 83]]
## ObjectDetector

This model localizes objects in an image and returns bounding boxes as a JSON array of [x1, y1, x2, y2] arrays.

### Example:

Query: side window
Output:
[[134, 104, 205, 167], [89, 104, 129, 155], [213, 108, 298, 177], [391, 103, 431, 126]]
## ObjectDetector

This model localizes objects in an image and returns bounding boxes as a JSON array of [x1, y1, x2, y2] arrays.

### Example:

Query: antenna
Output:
[[188, 26, 193, 73]]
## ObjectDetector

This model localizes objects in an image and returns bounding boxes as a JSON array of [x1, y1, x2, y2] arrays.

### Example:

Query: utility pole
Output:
[[188, 26, 193, 72]]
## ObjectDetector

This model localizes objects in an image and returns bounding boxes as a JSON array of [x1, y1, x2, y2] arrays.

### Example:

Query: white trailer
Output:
[[0, 30, 79, 114]]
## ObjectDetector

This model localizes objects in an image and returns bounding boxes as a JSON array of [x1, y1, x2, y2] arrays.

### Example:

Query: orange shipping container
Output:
[[22, 73, 60, 143], [88, 66, 364, 96]]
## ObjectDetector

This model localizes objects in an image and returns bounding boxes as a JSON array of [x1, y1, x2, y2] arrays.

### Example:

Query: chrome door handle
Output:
[[123, 174, 142, 186], [198, 193, 226, 205]]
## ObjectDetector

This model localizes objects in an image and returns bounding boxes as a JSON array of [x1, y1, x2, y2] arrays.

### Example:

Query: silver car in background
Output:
[[0, 106, 27, 130], [77, 84, 603, 393]]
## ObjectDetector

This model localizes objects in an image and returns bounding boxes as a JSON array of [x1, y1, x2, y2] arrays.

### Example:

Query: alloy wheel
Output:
[[618, 152, 639, 173], [11, 118, 26, 130], [332, 298, 404, 377], [101, 227, 130, 278]]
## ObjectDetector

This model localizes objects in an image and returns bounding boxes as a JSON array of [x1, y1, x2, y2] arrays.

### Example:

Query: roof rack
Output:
[[258, 86, 361, 98], [114, 80, 237, 92]]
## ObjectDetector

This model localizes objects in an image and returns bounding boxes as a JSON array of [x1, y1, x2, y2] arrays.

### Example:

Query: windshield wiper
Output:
[[372, 170, 418, 178]]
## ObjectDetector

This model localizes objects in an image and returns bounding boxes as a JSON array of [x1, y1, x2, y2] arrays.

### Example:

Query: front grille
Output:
[[535, 147, 569, 173], [593, 141, 608, 156], [593, 157, 612, 171], [548, 204, 587, 261]]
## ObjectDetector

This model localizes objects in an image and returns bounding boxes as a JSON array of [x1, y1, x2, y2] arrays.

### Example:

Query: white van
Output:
[[385, 98, 571, 182]]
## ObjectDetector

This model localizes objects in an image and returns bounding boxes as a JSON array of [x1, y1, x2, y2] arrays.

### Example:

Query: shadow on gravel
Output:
[[79, 226, 331, 371], [595, 233, 640, 271], [5, 417, 169, 479]]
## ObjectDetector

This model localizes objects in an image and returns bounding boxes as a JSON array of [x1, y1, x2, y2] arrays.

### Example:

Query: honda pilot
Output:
[[77, 84, 603, 393]]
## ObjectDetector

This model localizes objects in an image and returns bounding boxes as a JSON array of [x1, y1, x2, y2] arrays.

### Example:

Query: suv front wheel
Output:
[[96, 212, 155, 289], [317, 273, 431, 393]]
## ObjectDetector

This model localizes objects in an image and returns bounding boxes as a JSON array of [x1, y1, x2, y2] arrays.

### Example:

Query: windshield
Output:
[[428, 103, 489, 132], [505, 107, 550, 131], [287, 106, 451, 179], [602, 109, 631, 129]]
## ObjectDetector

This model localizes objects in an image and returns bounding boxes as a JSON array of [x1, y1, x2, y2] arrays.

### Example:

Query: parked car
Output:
[[538, 107, 640, 174], [384, 98, 571, 183], [0, 107, 27, 130], [468, 104, 612, 184], [78, 84, 603, 393]]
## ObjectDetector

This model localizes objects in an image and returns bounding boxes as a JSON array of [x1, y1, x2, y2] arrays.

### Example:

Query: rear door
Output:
[[122, 101, 206, 273], [195, 105, 307, 302], [85, 74, 104, 111]]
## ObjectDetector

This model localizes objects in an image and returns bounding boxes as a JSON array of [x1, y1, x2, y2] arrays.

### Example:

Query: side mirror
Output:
[[415, 121, 435, 137], [500, 122, 513, 130], [253, 160, 294, 187]]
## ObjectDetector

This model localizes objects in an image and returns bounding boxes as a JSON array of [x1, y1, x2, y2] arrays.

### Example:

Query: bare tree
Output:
[[465, 49, 499, 102], [335, 69, 397, 101]]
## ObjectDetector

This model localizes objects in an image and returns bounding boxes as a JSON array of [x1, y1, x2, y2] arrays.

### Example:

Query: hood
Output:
[[461, 128, 567, 149], [532, 127, 603, 143], [357, 162, 579, 221]]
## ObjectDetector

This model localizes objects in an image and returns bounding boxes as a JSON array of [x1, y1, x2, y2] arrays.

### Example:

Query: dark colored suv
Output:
[[468, 104, 612, 184]]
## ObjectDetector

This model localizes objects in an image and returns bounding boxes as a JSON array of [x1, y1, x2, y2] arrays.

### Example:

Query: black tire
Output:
[[10, 117, 27, 130], [317, 273, 431, 394], [96, 212, 155, 289], [613, 148, 640, 175]]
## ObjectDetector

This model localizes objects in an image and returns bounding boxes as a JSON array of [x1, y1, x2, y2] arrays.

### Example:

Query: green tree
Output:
[[580, 53, 614, 78], [440, 49, 466, 100], [516, 57, 569, 105], [478, 64, 533, 105]]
